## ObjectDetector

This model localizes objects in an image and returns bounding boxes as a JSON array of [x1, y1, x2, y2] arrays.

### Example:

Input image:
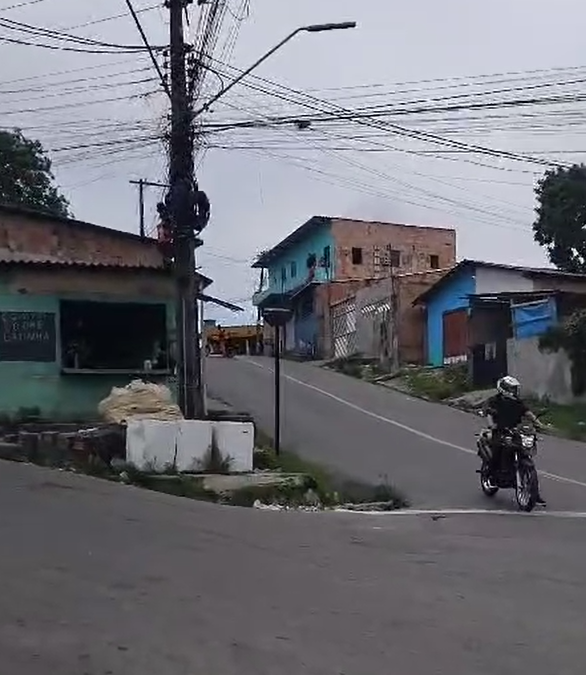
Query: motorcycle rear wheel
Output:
[[480, 463, 498, 497], [516, 464, 538, 512]]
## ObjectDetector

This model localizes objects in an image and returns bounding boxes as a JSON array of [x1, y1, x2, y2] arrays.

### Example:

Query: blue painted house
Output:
[[253, 216, 335, 357], [414, 259, 586, 370], [253, 215, 457, 357]]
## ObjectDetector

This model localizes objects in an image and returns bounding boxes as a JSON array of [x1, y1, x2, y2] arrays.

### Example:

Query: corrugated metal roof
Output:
[[413, 259, 586, 306], [0, 256, 213, 287], [0, 250, 161, 268]]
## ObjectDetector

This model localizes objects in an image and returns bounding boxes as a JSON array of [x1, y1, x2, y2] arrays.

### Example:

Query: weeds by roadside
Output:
[[399, 365, 472, 401], [325, 356, 390, 381], [528, 399, 586, 441], [253, 432, 408, 510]]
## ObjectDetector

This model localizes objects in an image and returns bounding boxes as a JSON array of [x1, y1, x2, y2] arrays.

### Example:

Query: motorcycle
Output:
[[476, 415, 540, 512]]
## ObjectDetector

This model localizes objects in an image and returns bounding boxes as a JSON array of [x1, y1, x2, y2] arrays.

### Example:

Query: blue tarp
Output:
[[512, 297, 557, 339]]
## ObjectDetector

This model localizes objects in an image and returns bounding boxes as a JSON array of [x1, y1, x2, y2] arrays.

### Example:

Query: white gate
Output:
[[331, 297, 357, 359]]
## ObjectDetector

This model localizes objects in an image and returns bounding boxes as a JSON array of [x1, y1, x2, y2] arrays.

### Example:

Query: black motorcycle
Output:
[[476, 420, 539, 512]]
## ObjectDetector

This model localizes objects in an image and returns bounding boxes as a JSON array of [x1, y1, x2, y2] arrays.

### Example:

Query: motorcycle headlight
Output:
[[521, 435, 535, 448]]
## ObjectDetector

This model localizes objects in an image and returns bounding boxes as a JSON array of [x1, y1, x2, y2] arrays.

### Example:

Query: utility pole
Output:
[[167, 0, 204, 419], [130, 179, 169, 237]]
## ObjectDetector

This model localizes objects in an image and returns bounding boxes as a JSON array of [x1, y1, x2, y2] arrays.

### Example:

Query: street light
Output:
[[192, 21, 357, 118], [262, 302, 293, 456]]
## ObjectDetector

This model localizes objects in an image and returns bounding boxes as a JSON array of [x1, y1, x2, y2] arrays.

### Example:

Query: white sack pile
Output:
[[98, 380, 183, 424]]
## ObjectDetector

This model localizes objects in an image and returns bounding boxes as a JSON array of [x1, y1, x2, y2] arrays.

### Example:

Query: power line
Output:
[[123, 0, 170, 98], [0, 0, 46, 10], [203, 56, 564, 169], [0, 17, 149, 49], [0, 33, 151, 54], [62, 3, 161, 32]]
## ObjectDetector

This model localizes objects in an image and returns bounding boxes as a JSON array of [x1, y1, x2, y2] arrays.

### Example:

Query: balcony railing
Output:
[[252, 267, 331, 306]]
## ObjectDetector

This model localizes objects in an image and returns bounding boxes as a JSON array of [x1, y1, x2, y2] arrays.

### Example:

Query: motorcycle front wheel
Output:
[[480, 463, 498, 497], [516, 463, 538, 512]]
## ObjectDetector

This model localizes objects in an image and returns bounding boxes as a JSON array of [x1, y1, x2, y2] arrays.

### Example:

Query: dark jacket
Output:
[[485, 393, 530, 430]]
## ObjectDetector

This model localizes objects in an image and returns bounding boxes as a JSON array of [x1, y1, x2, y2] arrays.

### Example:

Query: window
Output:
[[322, 245, 331, 270], [281, 267, 287, 285], [290, 261, 297, 278], [60, 300, 169, 373], [389, 248, 401, 268], [351, 247, 363, 265], [429, 254, 439, 269]]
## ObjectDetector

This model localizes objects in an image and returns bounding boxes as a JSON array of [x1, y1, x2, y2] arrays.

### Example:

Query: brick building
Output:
[[253, 215, 456, 357], [327, 269, 449, 365], [0, 205, 215, 419]]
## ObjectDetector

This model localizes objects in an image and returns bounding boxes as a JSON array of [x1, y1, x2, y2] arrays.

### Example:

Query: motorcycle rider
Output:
[[483, 375, 547, 506]]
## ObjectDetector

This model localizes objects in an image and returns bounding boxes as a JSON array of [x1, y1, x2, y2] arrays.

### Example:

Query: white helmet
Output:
[[497, 375, 520, 400]]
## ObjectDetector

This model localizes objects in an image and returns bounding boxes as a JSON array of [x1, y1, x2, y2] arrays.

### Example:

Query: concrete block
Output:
[[175, 420, 213, 472], [213, 421, 254, 472], [125, 419, 254, 474], [126, 419, 179, 472]]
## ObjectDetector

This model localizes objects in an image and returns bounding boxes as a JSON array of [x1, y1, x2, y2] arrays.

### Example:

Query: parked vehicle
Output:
[[476, 420, 539, 512]]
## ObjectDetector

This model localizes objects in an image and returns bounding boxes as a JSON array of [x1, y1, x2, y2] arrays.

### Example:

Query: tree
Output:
[[533, 164, 586, 273], [0, 129, 71, 218]]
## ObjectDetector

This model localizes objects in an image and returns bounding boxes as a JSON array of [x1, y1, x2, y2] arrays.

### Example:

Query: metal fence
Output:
[[331, 296, 357, 359], [357, 297, 393, 362], [330, 278, 397, 365]]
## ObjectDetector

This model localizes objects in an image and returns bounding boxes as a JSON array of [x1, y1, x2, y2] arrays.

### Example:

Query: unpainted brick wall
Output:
[[0, 211, 163, 268], [315, 279, 374, 358], [396, 270, 448, 364], [314, 269, 449, 363], [331, 218, 456, 281]]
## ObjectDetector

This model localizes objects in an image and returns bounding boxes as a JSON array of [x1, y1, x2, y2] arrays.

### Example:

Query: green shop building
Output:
[[0, 204, 214, 420]]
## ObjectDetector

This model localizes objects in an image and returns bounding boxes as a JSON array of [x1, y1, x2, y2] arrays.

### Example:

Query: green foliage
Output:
[[403, 364, 471, 401], [533, 164, 586, 272], [539, 309, 586, 395], [0, 129, 71, 217], [252, 443, 408, 509], [199, 428, 233, 473]]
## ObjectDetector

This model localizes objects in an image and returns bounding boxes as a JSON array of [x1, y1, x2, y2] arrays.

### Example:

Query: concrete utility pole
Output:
[[167, 0, 204, 419]]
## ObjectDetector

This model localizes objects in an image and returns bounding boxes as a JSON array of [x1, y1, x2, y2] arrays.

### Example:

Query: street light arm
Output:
[[191, 21, 356, 118], [192, 28, 303, 118], [303, 21, 357, 32]]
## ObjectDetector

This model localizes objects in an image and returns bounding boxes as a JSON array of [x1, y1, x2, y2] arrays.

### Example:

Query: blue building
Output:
[[253, 215, 457, 358], [414, 259, 582, 371], [253, 216, 334, 357]]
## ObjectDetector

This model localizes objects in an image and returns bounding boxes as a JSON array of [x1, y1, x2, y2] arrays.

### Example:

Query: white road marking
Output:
[[242, 358, 586, 491], [336, 508, 586, 520]]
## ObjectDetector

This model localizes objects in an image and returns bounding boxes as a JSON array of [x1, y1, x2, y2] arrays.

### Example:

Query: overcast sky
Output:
[[3, 0, 586, 323]]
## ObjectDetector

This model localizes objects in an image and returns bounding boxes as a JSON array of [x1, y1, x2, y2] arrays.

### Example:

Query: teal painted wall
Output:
[[267, 223, 334, 294], [0, 288, 174, 420]]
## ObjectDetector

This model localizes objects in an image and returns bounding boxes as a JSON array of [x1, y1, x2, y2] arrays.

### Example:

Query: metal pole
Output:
[[199, 294, 207, 417], [274, 323, 281, 456], [138, 179, 145, 238], [168, 0, 203, 419]]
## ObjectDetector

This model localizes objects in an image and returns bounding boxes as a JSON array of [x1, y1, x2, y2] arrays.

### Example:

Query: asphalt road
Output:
[[2, 460, 586, 674], [206, 356, 586, 511]]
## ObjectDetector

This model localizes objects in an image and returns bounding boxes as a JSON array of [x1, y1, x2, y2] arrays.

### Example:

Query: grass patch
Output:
[[253, 430, 408, 509], [401, 364, 472, 401], [122, 464, 219, 502], [528, 398, 586, 441], [325, 356, 389, 381]]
